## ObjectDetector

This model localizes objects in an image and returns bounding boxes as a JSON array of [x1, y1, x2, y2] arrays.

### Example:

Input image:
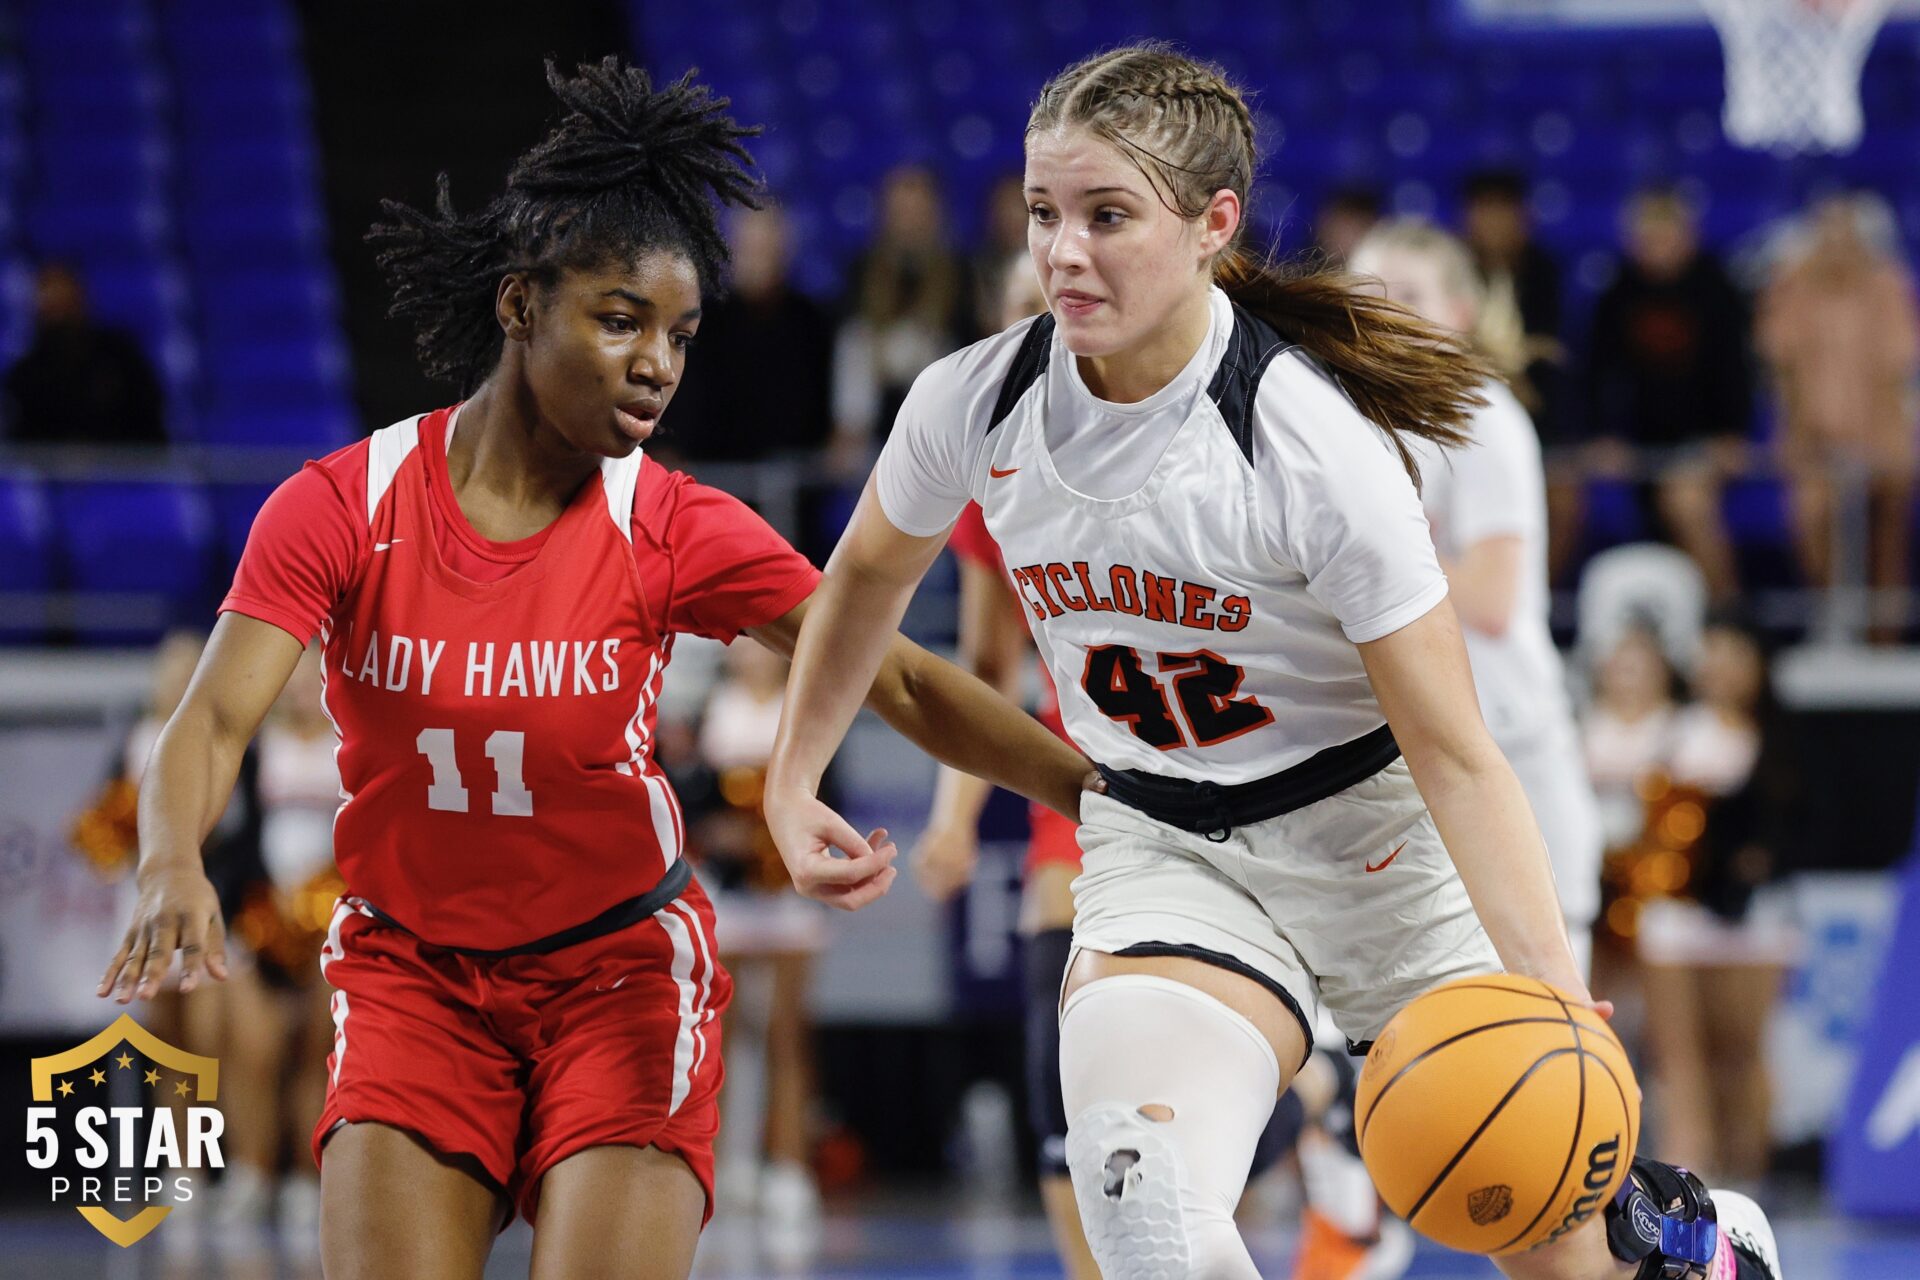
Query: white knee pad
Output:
[[1059, 974, 1282, 1279]]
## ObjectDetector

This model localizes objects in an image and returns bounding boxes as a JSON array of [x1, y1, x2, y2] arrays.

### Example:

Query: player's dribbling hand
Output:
[[911, 821, 979, 902], [97, 861, 230, 1003], [764, 784, 899, 911]]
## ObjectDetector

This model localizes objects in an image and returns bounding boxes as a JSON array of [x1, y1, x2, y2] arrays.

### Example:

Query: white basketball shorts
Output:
[[1070, 758, 1502, 1054]]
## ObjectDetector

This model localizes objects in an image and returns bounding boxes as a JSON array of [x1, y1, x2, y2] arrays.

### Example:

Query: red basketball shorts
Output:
[[313, 878, 729, 1226], [1024, 800, 1083, 877]]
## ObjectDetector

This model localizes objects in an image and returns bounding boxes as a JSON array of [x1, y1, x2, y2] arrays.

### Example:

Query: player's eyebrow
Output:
[[601, 288, 701, 321], [1024, 185, 1142, 198]]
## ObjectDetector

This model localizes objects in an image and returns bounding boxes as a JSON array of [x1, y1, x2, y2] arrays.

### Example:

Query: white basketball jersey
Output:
[[876, 288, 1449, 786], [1409, 380, 1575, 748]]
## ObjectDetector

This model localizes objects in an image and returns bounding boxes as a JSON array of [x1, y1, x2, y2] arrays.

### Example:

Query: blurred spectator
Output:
[[1585, 188, 1754, 602], [1461, 169, 1580, 581], [1583, 623, 1681, 853], [665, 206, 834, 465], [1757, 192, 1920, 635], [3, 262, 165, 445], [1637, 619, 1799, 1182], [970, 172, 1033, 338], [1462, 169, 1567, 432], [698, 640, 829, 1254], [219, 643, 340, 1250], [1312, 184, 1383, 268], [831, 165, 970, 467]]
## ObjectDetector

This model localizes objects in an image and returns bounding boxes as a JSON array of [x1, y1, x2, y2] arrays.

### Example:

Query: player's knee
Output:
[[1058, 974, 1280, 1278]]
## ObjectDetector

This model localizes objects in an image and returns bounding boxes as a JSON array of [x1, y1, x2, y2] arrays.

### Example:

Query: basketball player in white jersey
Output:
[[1350, 219, 1604, 980], [765, 44, 1780, 1280]]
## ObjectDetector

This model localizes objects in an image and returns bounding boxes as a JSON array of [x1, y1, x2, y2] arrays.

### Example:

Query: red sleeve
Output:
[[651, 476, 821, 643], [946, 501, 1003, 572], [218, 462, 365, 643]]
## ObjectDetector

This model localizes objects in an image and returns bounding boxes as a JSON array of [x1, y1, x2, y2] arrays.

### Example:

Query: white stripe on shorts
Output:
[[670, 899, 717, 1082], [655, 904, 702, 1116]]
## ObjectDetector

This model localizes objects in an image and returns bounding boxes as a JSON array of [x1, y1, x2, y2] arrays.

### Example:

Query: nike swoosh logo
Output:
[[989, 465, 1020, 479], [1365, 841, 1408, 874], [373, 539, 405, 552]]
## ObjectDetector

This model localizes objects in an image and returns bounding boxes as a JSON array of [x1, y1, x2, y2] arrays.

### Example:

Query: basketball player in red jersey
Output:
[[96, 59, 1092, 1280]]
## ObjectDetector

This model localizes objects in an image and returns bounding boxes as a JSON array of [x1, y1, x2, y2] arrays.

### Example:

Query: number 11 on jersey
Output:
[[415, 728, 535, 816]]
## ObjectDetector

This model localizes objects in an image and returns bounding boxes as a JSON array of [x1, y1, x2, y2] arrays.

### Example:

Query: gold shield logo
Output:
[[28, 1013, 222, 1248]]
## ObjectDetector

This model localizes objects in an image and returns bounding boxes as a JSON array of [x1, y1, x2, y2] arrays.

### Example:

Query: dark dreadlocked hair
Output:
[[368, 56, 761, 393]]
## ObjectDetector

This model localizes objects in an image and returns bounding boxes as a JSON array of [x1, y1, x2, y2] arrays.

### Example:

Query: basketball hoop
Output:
[[1701, 0, 1893, 154]]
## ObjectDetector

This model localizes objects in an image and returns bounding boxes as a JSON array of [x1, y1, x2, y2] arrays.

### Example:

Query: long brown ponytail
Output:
[[1029, 45, 1492, 481]]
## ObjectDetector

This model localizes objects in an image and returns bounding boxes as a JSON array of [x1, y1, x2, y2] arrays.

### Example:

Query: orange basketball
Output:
[[1353, 975, 1641, 1256]]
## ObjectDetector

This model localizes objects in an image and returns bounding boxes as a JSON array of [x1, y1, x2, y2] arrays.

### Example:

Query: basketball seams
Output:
[[1357, 1015, 1580, 1146], [1489, 989, 1589, 1252], [1404, 1046, 1580, 1223], [1402, 1046, 1625, 1247]]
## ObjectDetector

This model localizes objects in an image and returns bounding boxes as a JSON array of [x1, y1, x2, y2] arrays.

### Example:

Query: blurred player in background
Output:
[[696, 639, 830, 1253], [1351, 219, 1604, 979], [97, 56, 1093, 1280], [214, 644, 342, 1252], [768, 42, 1779, 1280]]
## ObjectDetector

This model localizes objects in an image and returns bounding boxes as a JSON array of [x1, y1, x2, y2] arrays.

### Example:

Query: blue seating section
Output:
[[0, 0, 352, 447], [0, 468, 283, 645], [628, 1, 1920, 305]]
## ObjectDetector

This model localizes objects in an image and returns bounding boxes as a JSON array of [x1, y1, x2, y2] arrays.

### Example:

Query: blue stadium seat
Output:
[[81, 261, 192, 368], [199, 403, 356, 449], [0, 471, 54, 643], [33, 135, 171, 199], [22, 199, 171, 261], [0, 257, 35, 366], [178, 201, 325, 273], [179, 140, 320, 211], [202, 338, 349, 417], [52, 479, 214, 644], [210, 480, 281, 567]]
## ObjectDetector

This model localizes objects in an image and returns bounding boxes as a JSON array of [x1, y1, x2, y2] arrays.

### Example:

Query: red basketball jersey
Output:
[[222, 406, 819, 950]]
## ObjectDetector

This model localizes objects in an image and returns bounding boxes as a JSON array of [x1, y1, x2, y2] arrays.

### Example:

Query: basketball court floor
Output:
[[2, 1186, 1916, 1279]]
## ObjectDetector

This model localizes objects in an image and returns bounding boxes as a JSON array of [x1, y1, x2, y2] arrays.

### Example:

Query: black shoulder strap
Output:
[[987, 313, 1055, 432], [1205, 303, 1294, 465]]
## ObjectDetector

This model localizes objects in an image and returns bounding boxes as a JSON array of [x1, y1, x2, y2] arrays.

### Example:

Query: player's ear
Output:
[[1199, 188, 1241, 258], [496, 273, 534, 342]]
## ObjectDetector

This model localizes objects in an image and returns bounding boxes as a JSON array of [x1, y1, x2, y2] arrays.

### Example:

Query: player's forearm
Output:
[[869, 637, 1087, 821], [135, 707, 246, 875], [767, 557, 916, 797], [1410, 741, 1581, 992]]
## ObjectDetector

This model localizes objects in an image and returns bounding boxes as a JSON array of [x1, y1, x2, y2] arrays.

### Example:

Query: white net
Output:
[[1702, 0, 1893, 153]]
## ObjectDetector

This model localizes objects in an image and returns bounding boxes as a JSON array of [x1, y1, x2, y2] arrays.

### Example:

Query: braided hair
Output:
[[1028, 44, 1490, 481], [369, 57, 761, 393]]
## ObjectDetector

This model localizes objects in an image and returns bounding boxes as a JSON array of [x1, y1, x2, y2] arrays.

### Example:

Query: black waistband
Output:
[[1095, 723, 1400, 840], [361, 857, 694, 958]]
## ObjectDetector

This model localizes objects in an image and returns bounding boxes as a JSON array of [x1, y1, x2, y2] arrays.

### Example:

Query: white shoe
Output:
[[758, 1160, 822, 1266], [759, 1159, 821, 1230], [1712, 1189, 1783, 1280]]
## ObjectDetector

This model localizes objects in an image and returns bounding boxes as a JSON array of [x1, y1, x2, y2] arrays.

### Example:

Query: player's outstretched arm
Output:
[[98, 612, 305, 1003], [1357, 599, 1599, 1010], [763, 479, 1091, 909]]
